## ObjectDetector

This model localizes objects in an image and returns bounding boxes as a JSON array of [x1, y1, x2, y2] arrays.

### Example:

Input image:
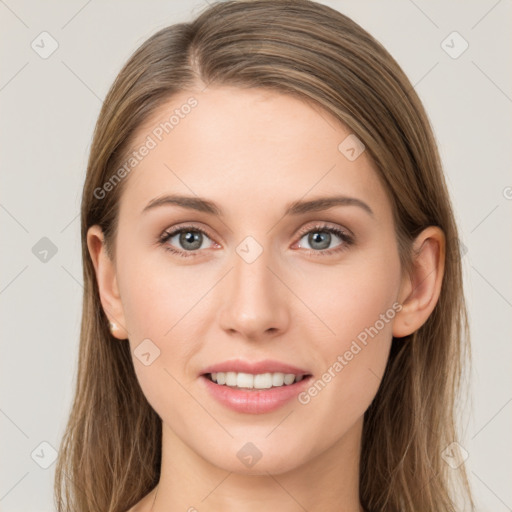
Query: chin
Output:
[[200, 437, 309, 476]]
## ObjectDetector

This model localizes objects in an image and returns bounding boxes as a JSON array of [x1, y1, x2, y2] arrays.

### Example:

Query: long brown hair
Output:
[[54, 1, 474, 510]]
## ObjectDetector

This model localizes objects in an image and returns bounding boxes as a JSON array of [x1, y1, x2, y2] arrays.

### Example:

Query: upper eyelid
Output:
[[296, 222, 352, 238], [161, 223, 216, 241]]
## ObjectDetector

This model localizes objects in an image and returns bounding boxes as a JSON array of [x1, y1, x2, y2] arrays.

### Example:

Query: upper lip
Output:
[[201, 358, 311, 376]]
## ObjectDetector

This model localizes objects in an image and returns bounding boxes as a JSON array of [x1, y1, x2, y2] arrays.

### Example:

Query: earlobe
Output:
[[86, 225, 129, 340], [392, 226, 445, 338]]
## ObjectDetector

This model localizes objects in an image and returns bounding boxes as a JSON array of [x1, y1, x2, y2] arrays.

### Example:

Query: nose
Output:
[[217, 245, 290, 341]]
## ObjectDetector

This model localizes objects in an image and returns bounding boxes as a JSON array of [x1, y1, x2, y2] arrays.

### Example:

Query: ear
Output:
[[87, 225, 129, 340], [393, 226, 445, 338]]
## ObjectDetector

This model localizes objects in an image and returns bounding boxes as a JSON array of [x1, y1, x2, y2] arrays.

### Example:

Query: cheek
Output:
[[117, 258, 205, 419], [302, 247, 400, 343], [117, 246, 204, 342], [115, 248, 203, 389], [296, 251, 400, 421]]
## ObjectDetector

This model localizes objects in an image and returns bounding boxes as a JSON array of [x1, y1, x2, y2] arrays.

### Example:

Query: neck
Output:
[[151, 417, 364, 512]]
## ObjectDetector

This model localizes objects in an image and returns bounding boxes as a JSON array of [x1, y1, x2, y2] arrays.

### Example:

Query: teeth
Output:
[[208, 372, 306, 389], [272, 373, 284, 386], [226, 372, 237, 386], [253, 373, 271, 389]]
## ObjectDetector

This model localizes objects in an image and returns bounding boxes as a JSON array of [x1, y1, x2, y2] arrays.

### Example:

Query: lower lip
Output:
[[200, 374, 313, 414]]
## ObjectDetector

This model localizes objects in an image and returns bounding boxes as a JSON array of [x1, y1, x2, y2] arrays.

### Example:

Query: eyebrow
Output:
[[141, 194, 374, 217]]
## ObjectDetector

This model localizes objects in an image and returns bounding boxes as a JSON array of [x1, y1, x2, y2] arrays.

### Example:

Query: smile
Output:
[[201, 373, 313, 414]]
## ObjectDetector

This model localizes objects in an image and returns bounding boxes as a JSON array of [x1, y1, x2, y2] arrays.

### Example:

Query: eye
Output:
[[158, 225, 216, 258], [295, 223, 354, 256], [158, 222, 354, 258]]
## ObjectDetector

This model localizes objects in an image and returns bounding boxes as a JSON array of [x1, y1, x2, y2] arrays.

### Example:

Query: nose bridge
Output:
[[233, 241, 274, 300], [217, 237, 289, 338]]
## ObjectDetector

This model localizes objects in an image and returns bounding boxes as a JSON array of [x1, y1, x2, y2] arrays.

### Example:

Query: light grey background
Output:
[[1, 1, 511, 510]]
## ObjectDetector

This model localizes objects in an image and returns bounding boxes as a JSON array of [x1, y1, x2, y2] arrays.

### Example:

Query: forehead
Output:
[[118, 86, 389, 222]]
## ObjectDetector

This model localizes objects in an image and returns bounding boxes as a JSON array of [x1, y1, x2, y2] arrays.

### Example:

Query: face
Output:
[[95, 86, 406, 474]]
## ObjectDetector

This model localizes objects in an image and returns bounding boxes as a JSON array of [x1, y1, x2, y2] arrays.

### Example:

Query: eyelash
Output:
[[158, 223, 354, 259]]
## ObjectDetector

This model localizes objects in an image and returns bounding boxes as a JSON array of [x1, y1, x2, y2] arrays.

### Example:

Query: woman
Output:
[[54, 1, 474, 511]]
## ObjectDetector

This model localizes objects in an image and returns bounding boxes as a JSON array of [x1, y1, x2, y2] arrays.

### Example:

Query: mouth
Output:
[[202, 371, 313, 391], [199, 359, 313, 413]]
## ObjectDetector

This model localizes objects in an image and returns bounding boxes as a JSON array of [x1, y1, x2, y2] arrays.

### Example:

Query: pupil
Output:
[[310, 231, 330, 250], [181, 231, 201, 250]]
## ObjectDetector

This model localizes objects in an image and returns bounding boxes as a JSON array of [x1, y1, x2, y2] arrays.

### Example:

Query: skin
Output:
[[87, 86, 445, 512]]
